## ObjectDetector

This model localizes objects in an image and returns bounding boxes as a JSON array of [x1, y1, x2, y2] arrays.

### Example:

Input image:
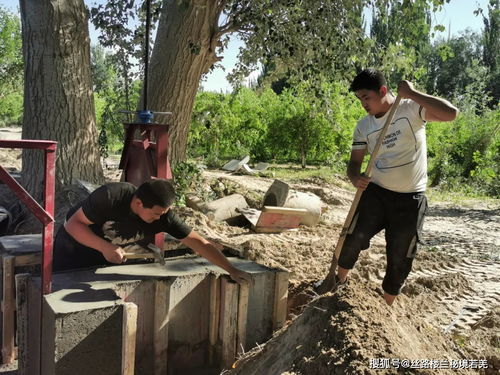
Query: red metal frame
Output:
[[0, 140, 56, 295], [119, 123, 172, 182]]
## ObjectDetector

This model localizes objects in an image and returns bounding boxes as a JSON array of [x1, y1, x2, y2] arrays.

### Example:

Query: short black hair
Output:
[[135, 179, 176, 208], [350, 68, 387, 92]]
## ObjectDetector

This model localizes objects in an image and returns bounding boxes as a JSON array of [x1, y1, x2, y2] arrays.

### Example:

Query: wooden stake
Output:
[[208, 274, 220, 365], [15, 273, 30, 374], [273, 271, 289, 331], [236, 282, 249, 356], [219, 277, 238, 368], [154, 280, 170, 375], [121, 302, 138, 375], [2, 255, 15, 364]]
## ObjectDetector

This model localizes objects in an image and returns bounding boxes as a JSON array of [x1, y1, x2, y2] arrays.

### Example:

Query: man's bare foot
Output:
[[384, 292, 397, 306], [336, 266, 350, 284]]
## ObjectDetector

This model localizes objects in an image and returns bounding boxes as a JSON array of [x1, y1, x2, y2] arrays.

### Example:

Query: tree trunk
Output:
[[145, 0, 222, 165], [20, 0, 104, 200], [301, 145, 306, 169]]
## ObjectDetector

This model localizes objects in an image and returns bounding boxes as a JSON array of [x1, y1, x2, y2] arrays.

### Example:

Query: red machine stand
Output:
[[119, 122, 172, 186], [118, 121, 173, 249]]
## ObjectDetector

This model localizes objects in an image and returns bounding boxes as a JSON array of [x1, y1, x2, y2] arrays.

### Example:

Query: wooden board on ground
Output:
[[240, 206, 308, 233]]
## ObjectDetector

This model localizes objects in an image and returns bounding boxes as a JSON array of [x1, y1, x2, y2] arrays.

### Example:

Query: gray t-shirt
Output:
[[352, 99, 428, 193]]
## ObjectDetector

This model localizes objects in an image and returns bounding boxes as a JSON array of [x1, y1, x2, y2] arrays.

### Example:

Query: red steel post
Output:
[[42, 147, 56, 294]]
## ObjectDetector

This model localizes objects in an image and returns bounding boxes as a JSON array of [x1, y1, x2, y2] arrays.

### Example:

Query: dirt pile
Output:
[[231, 281, 481, 375]]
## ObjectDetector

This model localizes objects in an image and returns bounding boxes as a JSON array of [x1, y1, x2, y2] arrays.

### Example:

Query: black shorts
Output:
[[337, 183, 428, 295]]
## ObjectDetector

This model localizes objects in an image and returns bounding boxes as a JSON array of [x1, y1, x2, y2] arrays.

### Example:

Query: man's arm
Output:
[[347, 148, 370, 191], [180, 230, 252, 284], [398, 80, 459, 122], [64, 208, 125, 264]]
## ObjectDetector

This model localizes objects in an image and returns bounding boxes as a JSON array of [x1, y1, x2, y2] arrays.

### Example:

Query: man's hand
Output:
[[353, 173, 371, 191], [228, 268, 252, 285], [398, 80, 458, 122], [102, 246, 126, 264], [397, 80, 416, 99]]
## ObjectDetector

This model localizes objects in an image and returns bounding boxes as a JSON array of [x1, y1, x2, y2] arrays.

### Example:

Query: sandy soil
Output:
[[197, 171, 499, 374], [0, 129, 498, 373]]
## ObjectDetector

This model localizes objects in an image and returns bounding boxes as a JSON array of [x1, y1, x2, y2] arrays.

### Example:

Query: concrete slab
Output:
[[0, 234, 41, 255]]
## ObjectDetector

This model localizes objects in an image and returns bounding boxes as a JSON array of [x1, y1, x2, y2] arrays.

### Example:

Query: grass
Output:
[[426, 187, 500, 208], [259, 165, 352, 188], [259, 165, 500, 207]]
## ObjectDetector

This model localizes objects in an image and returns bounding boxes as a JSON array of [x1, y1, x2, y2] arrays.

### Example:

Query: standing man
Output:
[[336, 69, 458, 305], [53, 179, 251, 284]]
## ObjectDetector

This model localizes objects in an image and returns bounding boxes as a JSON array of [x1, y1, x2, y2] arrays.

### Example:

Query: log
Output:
[[187, 194, 248, 222]]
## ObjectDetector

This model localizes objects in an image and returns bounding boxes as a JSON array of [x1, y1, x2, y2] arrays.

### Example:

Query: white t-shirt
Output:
[[352, 99, 428, 193]]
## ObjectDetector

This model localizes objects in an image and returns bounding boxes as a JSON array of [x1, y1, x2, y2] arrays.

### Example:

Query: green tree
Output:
[[425, 31, 485, 108], [368, 0, 447, 85], [91, 0, 376, 165], [89, 0, 455, 165], [478, 0, 500, 106], [189, 88, 271, 164], [91, 45, 142, 159], [0, 6, 23, 125]]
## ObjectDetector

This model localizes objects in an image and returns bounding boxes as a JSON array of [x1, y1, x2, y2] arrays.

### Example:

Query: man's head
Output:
[[350, 69, 390, 117], [131, 179, 176, 223]]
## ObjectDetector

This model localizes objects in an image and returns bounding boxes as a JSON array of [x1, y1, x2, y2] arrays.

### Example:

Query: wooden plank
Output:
[[219, 277, 238, 369], [2, 255, 15, 364], [121, 302, 138, 375], [272, 271, 289, 331], [257, 212, 302, 229], [236, 283, 249, 356], [20, 277, 41, 375], [208, 274, 220, 365], [262, 206, 308, 215], [15, 273, 30, 374], [154, 279, 170, 375], [14, 253, 41, 267]]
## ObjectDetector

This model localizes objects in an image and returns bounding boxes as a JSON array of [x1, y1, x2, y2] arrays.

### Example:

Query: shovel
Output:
[[317, 95, 402, 293]]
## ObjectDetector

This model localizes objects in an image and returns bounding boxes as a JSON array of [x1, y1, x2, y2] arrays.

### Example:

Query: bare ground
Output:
[[0, 131, 498, 373], [198, 171, 499, 374]]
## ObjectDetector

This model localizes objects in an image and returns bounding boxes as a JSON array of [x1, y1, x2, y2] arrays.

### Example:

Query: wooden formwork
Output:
[[17, 258, 288, 375]]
